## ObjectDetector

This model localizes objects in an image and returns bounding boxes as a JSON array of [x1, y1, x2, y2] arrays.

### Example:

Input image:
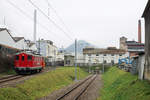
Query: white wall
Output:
[[37, 41, 58, 58], [56, 52, 64, 61], [30, 44, 37, 51], [14, 39, 28, 50], [0, 30, 15, 48], [83, 52, 129, 64]]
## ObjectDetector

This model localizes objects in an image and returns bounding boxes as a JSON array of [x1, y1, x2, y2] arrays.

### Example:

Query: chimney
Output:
[[138, 20, 142, 43]]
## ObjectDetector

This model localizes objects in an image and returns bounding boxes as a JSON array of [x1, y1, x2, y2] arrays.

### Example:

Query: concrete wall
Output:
[[144, 12, 150, 80], [138, 55, 145, 80]]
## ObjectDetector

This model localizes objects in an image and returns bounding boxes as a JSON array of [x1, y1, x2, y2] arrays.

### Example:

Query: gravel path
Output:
[[38, 75, 102, 100], [78, 75, 102, 100]]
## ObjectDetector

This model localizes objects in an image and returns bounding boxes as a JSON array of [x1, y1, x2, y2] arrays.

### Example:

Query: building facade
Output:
[[119, 36, 144, 57], [36, 39, 57, 57], [0, 28, 16, 48], [36, 39, 58, 65], [142, 0, 150, 80], [14, 37, 29, 50], [83, 47, 129, 65], [64, 55, 75, 66]]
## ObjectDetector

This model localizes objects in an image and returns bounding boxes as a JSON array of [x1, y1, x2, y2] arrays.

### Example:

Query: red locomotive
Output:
[[14, 52, 45, 74]]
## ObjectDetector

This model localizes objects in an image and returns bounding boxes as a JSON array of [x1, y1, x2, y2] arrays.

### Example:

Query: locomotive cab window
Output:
[[28, 55, 32, 60], [16, 55, 19, 60], [22, 56, 25, 61]]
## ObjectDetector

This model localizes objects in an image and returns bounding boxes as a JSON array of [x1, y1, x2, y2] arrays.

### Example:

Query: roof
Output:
[[28, 43, 35, 47], [142, 0, 150, 17], [125, 41, 144, 50], [83, 48, 126, 54], [16, 51, 41, 57], [38, 39, 53, 45], [0, 28, 7, 32], [0, 28, 16, 42], [0, 43, 19, 50], [126, 41, 144, 46], [13, 37, 24, 42]]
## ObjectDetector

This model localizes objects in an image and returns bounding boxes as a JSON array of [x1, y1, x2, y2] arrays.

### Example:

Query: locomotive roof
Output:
[[16, 52, 42, 57]]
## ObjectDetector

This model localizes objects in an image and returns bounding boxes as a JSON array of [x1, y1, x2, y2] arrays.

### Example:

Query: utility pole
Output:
[[89, 55, 91, 73], [34, 10, 37, 43], [75, 39, 77, 81], [54, 49, 56, 67], [103, 56, 104, 73], [38, 38, 40, 55]]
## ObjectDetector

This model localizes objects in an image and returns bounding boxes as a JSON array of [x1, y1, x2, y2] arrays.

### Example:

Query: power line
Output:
[[5, 0, 65, 43], [28, 0, 74, 41], [45, 0, 75, 37]]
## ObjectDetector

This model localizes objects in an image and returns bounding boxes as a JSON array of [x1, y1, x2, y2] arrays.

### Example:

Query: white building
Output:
[[13, 37, 29, 50], [36, 39, 57, 57], [0, 28, 16, 48], [0, 28, 37, 52], [28, 43, 37, 51], [83, 47, 129, 65], [57, 52, 64, 61], [36, 39, 58, 63]]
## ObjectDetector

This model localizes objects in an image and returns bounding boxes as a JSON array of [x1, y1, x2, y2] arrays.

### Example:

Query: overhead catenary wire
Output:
[[5, 0, 65, 44], [44, 0, 75, 37], [28, 0, 74, 41]]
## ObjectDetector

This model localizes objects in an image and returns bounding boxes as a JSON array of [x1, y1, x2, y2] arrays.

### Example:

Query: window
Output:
[[22, 56, 25, 61], [104, 60, 107, 64], [96, 54, 99, 56], [119, 54, 122, 56], [28, 55, 32, 60], [88, 54, 91, 56], [111, 54, 114, 56], [66, 60, 70, 64], [16, 55, 19, 60], [103, 54, 106, 56], [111, 60, 114, 64]]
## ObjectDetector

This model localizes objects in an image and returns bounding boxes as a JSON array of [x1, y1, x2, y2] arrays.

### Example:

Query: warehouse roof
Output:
[[83, 47, 126, 54]]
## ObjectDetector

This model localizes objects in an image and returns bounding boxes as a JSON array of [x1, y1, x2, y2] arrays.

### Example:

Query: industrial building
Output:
[[119, 36, 144, 57], [83, 47, 129, 65]]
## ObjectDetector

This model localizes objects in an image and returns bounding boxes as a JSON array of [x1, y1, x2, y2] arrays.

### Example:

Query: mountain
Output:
[[65, 40, 95, 53]]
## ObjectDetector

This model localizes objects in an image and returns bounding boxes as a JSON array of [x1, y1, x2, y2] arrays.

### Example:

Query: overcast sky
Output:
[[0, 0, 148, 48]]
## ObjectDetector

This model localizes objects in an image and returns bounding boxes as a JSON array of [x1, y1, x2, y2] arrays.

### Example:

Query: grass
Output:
[[98, 66, 150, 100], [0, 67, 89, 100], [0, 69, 16, 77]]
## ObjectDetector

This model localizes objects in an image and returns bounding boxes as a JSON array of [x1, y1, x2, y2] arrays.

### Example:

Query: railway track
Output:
[[0, 75, 24, 84], [56, 75, 97, 100], [0, 66, 59, 87]]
